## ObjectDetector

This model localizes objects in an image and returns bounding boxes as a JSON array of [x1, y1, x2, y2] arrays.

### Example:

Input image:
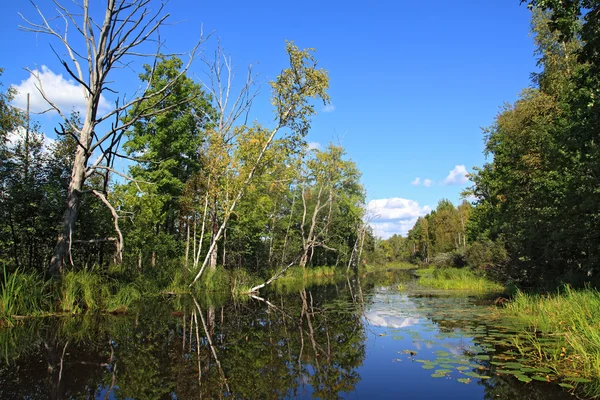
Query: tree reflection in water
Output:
[[0, 281, 366, 399]]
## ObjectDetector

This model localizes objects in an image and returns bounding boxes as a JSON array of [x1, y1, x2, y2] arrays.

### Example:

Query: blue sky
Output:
[[0, 0, 537, 238]]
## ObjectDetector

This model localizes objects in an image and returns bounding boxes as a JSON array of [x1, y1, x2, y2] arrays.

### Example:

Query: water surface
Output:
[[0, 271, 580, 399]]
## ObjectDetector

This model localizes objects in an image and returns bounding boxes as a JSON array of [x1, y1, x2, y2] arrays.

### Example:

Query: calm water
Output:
[[0, 271, 581, 399]]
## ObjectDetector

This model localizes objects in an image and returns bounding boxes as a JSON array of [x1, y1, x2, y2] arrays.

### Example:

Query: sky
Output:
[[0, 0, 538, 239]]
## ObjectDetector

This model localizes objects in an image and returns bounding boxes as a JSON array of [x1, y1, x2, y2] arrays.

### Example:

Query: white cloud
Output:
[[367, 197, 431, 239], [443, 165, 469, 185], [410, 177, 421, 186], [322, 104, 335, 113], [11, 65, 110, 115], [423, 178, 433, 187], [6, 126, 57, 154], [307, 141, 321, 151]]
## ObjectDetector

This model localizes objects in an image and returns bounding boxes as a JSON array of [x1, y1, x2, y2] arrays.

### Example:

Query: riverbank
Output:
[[499, 286, 600, 385]]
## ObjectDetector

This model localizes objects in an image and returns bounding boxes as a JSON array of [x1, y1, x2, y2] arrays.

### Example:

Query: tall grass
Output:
[[1, 267, 50, 325], [106, 283, 141, 313], [502, 286, 600, 379], [361, 262, 417, 273], [60, 268, 110, 312], [417, 267, 505, 293]]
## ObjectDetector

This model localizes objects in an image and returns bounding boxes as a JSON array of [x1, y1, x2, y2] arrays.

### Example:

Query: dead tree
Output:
[[20, 0, 204, 274]]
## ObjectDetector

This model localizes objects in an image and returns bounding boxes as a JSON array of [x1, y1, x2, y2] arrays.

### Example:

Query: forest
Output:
[[377, 3, 600, 291]]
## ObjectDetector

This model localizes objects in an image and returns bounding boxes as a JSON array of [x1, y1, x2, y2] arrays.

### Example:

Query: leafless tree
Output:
[[20, 0, 205, 274]]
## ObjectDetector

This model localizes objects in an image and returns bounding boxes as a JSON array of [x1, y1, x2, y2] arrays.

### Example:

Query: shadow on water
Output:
[[0, 269, 591, 399]]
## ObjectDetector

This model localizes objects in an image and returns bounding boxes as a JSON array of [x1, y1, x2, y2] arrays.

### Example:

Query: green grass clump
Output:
[[196, 266, 231, 292], [60, 268, 111, 313], [362, 262, 417, 273], [417, 267, 504, 293], [1, 267, 50, 325], [502, 286, 600, 380], [106, 283, 142, 313]]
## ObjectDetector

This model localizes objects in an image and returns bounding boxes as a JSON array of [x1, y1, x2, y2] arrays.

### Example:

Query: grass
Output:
[[501, 286, 600, 381], [417, 267, 505, 294], [60, 268, 111, 312], [270, 266, 340, 292], [1, 267, 51, 326], [361, 262, 418, 273]]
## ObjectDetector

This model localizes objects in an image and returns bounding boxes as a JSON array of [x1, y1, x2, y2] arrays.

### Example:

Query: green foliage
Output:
[[466, 8, 600, 287], [503, 286, 600, 379], [271, 41, 330, 137], [60, 268, 111, 313], [106, 283, 142, 313], [0, 266, 50, 324]]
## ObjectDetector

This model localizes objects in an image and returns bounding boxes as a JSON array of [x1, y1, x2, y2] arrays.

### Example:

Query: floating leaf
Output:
[[431, 373, 446, 378], [473, 355, 490, 361], [531, 375, 549, 382], [504, 362, 523, 369], [517, 375, 532, 383], [456, 366, 470, 371], [435, 369, 453, 375], [520, 367, 537, 373], [564, 377, 592, 383], [559, 383, 575, 389], [457, 378, 471, 384]]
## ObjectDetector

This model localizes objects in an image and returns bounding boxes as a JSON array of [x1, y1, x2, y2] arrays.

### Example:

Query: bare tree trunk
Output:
[[300, 186, 325, 268], [23, 0, 204, 276], [280, 191, 297, 266], [193, 185, 210, 269], [49, 142, 87, 275], [185, 217, 190, 270], [209, 202, 218, 271]]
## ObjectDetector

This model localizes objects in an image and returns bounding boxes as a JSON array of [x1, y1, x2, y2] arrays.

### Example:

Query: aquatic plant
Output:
[[417, 267, 504, 293], [60, 268, 111, 313], [0, 266, 50, 325], [502, 286, 600, 381]]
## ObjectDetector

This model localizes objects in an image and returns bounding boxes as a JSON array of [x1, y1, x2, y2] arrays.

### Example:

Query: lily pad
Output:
[[435, 369, 453, 374], [531, 375, 549, 382], [558, 383, 575, 389], [457, 378, 471, 384], [564, 377, 592, 383]]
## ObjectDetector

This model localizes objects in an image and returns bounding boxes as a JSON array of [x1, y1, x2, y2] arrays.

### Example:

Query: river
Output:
[[0, 269, 580, 399]]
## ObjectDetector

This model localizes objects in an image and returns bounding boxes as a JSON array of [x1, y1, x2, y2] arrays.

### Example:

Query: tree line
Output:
[[378, 3, 600, 289], [0, 0, 369, 288]]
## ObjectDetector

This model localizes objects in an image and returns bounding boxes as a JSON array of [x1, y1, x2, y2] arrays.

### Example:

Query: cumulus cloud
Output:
[[307, 141, 321, 151], [367, 197, 431, 238], [11, 65, 110, 115], [443, 165, 469, 185], [322, 104, 335, 113], [411, 177, 433, 187]]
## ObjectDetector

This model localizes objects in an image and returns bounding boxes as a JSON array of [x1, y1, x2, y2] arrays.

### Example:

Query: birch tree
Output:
[[190, 41, 330, 285], [20, 0, 204, 275]]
